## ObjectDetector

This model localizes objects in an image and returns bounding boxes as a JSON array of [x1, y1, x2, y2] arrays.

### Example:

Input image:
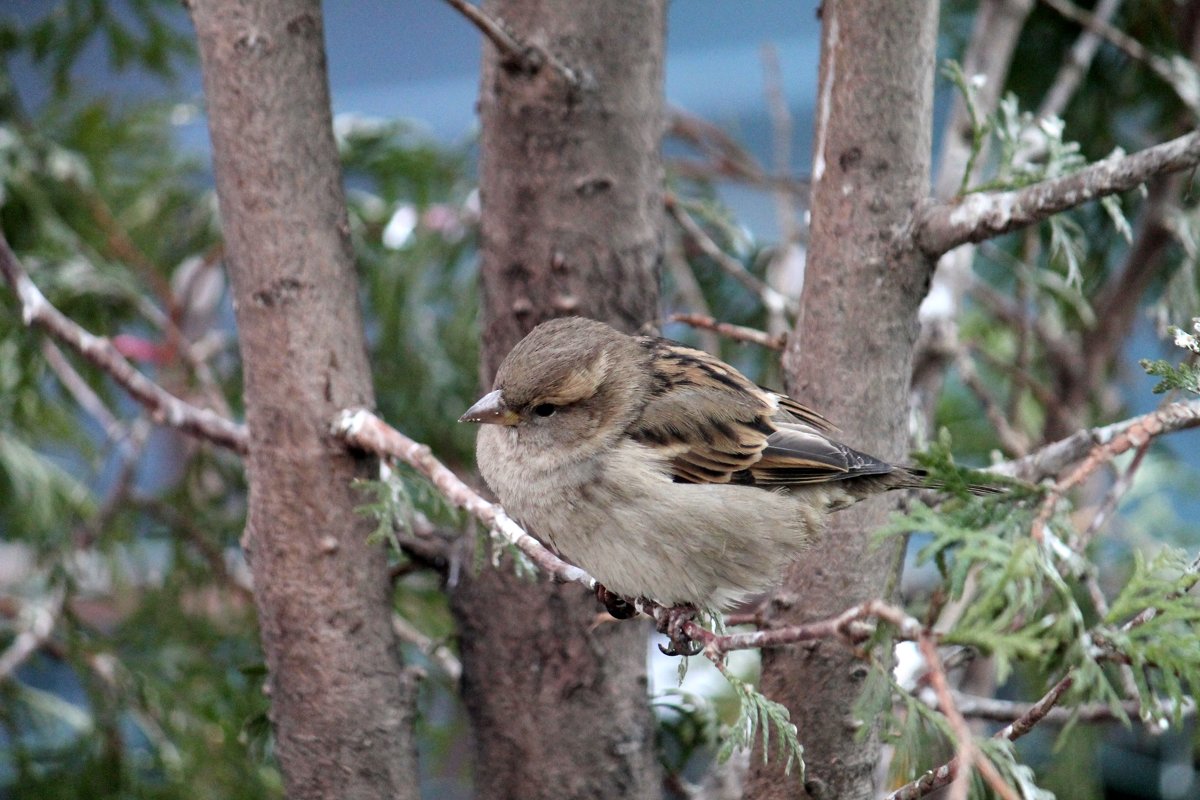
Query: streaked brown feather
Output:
[[630, 336, 898, 488]]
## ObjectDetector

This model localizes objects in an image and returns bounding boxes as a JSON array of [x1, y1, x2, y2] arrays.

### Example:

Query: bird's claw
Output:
[[656, 604, 701, 657], [657, 638, 703, 657]]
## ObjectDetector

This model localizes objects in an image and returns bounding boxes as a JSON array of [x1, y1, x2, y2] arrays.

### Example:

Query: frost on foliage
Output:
[[1141, 318, 1200, 394]]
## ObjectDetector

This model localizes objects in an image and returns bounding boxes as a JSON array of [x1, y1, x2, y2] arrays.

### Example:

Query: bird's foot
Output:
[[656, 604, 702, 657], [595, 583, 638, 620]]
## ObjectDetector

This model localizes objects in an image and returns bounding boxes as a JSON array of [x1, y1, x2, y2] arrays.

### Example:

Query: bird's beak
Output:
[[459, 389, 520, 426]]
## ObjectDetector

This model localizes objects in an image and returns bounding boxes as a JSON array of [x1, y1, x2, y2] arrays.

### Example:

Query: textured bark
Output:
[[450, 1, 666, 798], [746, 3, 939, 799], [189, 3, 418, 799]]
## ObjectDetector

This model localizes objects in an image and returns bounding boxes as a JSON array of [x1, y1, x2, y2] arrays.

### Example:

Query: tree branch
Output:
[[989, 397, 1200, 483], [1040, 0, 1200, 117], [332, 409, 592, 586], [888, 672, 1075, 800], [0, 231, 248, 454], [666, 109, 810, 200], [1037, 0, 1124, 119], [440, 0, 578, 85], [683, 599, 921, 660], [665, 194, 798, 318], [919, 635, 1022, 800], [1029, 399, 1200, 539], [667, 313, 786, 351], [916, 130, 1200, 257]]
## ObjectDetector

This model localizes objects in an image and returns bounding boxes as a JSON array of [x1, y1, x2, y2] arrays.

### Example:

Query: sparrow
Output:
[[461, 316, 965, 614]]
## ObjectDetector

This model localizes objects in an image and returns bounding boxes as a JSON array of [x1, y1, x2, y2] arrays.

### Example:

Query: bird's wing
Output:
[[751, 419, 895, 486], [629, 338, 894, 486]]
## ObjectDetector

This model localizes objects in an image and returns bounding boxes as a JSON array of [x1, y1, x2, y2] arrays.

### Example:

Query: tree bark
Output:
[[450, 1, 666, 798], [189, 3, 418, 799], [746, 3, 939, 799]]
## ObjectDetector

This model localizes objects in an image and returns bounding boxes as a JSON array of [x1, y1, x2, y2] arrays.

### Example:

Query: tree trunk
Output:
[[189, 2, 418, 799], [450, 1, 666, 798], [746, 2, 939, 799]]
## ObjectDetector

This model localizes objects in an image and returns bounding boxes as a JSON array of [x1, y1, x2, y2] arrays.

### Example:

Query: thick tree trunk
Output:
[[450, 1, 666, 798], [189, 3, 418, 799], [746, 2, 939, 799]]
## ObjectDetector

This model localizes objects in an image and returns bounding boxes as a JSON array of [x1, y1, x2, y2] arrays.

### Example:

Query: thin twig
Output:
[[1080, 436, 1151, 542], [441, 0, 578, 85], [0, 232, 248, 453], [953, 680, 1196, 725], [760, 43, 801, 336], [888, 645, 1057, 800], [684, 599, 922, 661], [664, 246, 720, 354], [1037, 0, 1124, 119], [668, 313, 786, 351], [42, 340, 129, 448], [73, 420, 152, 549], [392, 613, 462, 681], [1039, 0, 1200, 117], [954, 350, 1029, 457], [919, 635, 1021, 800], [666, 194, 798, 318], [666, 109, 809, 199], [995, 671, 1074, 739]]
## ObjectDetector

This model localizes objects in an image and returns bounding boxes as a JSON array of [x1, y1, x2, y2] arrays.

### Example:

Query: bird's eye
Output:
[[532, 403, 558, 417]]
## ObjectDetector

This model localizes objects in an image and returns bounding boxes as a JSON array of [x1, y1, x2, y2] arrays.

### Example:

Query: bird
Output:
[[460, 316, 980, 619]]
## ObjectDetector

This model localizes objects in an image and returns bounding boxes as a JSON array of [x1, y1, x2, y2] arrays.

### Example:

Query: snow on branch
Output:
[[916, 129, 1200, 257], [0, 232, 248, 454]]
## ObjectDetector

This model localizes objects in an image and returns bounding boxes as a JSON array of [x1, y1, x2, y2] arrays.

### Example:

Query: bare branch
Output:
[[392, 613, 462, 681], [440, 0, 578, 85], [760, 44, 803, 336], [42, 340, 127, 446], [888, 668, 1074, 800], [0, 231, 249, 454], [666, 109, 810, 200], [916, 130, 1200, 257], [667, 313, 786, 351], [1037, 0, 1124, 119], [665, 194, 798, 318], [953, 678, 1196, 726], [989, 398, 1200, 483], [993, 671, 1074, 739], [1040, 0, 1200, 116], [954, 350, 1029, 457], [919, 635, 1022, 800], [1029, 399, 1200, 539], [684, 599, 922, 660], [664, 245, 720, 354]]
